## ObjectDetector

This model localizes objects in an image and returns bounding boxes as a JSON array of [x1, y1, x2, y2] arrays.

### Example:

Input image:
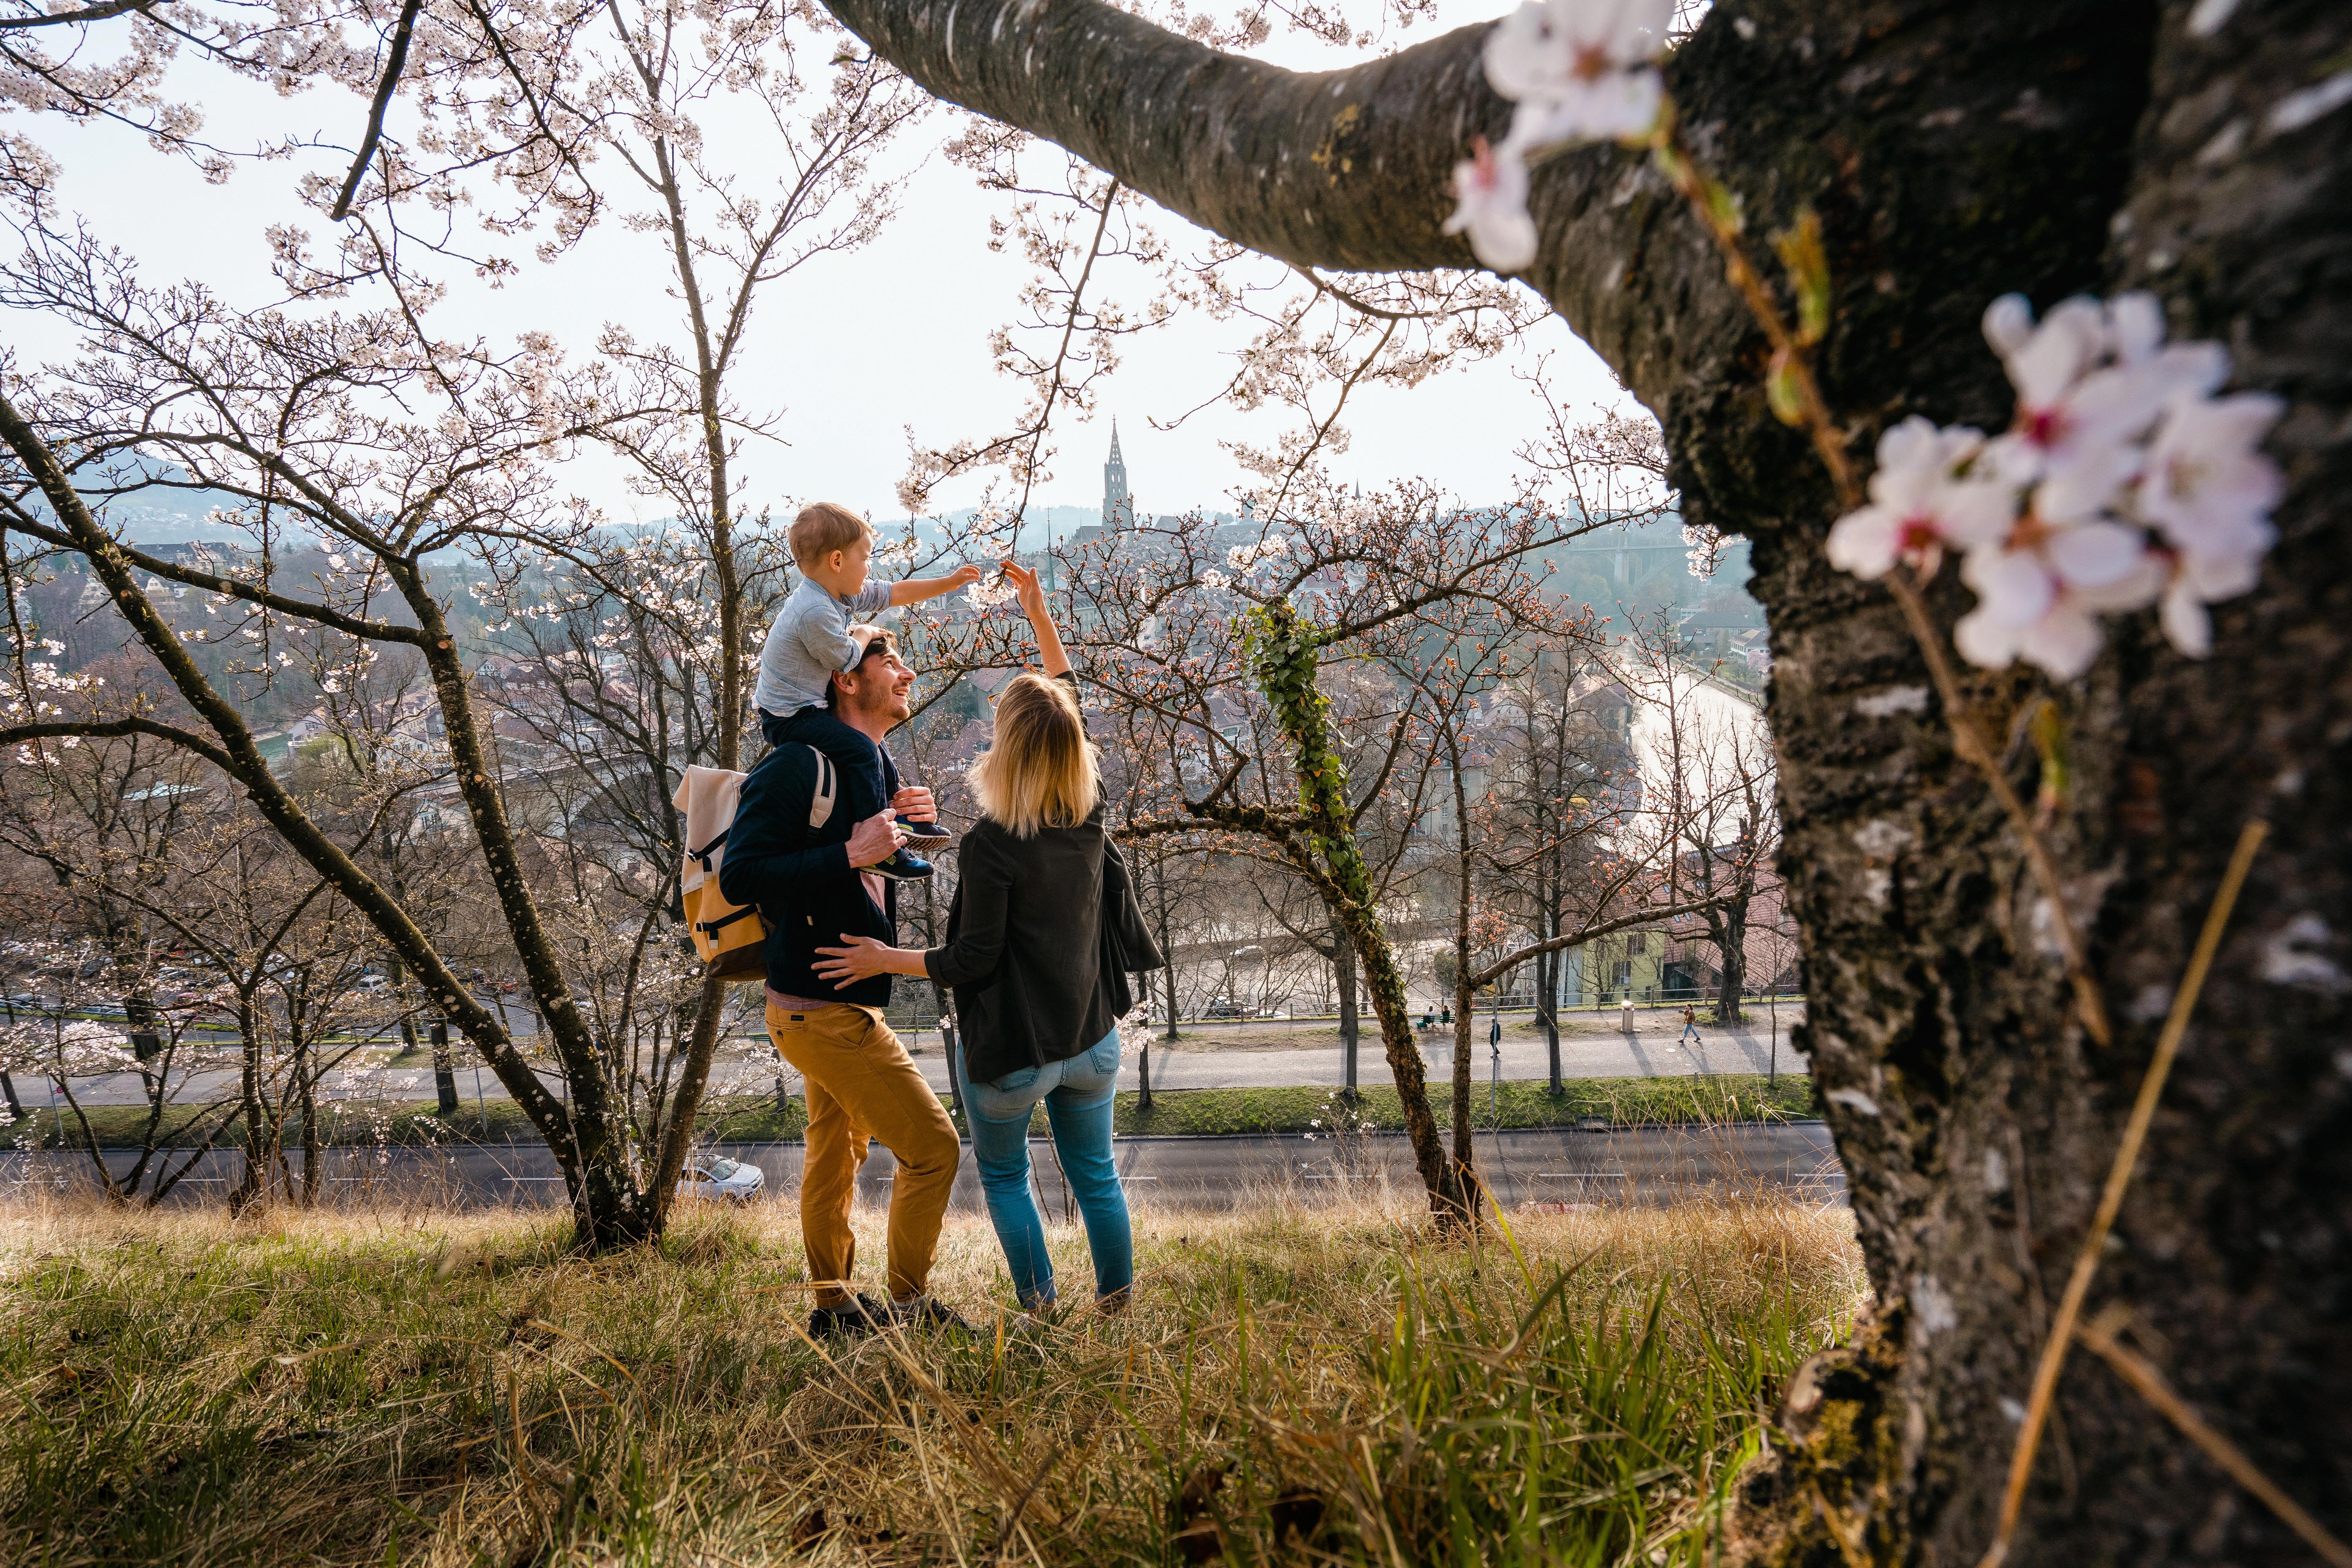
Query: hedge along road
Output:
[[13, 1122, 1843, 1214], [39, 1000, 1811, 1107]]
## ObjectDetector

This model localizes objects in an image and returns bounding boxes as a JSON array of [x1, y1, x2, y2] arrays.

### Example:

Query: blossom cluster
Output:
[[1827, 293, 2283, 678], [962, 570, 1020, 609], [1446, 0, 1671, 272], [1226, 535, 1292, 572]]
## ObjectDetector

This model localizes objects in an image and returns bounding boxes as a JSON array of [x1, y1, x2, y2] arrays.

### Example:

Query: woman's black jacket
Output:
[[923, 798, 1164, 1087]]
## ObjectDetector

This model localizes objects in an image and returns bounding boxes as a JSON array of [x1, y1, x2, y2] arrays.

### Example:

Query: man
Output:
[[1679, 1003, 1702, 1047], [720, 624, 968, 1337]]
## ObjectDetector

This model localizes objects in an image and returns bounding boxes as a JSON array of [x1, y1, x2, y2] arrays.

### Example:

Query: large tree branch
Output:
[[0, 390, 576, 1159], [815, 0, 1526, 276], [0, 504, 428, 644], [0, 0, 154, 29], [0, 717, 235, 771]]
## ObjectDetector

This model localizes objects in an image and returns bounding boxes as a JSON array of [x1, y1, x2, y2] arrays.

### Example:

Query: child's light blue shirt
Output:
[[753, 576, 893, 716]]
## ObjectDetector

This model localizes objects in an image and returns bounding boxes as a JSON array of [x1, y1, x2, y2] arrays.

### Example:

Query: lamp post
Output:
[[1488, 1010, 1503, 1121]]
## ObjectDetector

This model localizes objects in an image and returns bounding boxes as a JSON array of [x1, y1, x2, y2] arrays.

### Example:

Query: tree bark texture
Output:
[[428, 1018, 459, 1118], [1535, 943, 1563, 1093], [825, 0, 2352, 1557], [1704, 893, 1748, 1028], [1250, 602, 1467, 1216]]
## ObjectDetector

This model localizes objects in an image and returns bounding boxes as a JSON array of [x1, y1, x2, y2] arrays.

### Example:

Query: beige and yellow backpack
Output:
[[671, 750, 837, 982]]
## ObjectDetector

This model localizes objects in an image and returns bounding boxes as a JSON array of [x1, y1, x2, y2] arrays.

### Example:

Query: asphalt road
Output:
[[39, 1004, 1810, 1107], [13, 1122, 1842, 1213]]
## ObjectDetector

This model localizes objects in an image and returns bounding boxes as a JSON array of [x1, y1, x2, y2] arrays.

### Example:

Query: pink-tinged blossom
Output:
[[1832, 290, 2282, 677], [1484, 0, 1672, 145], [1983, 292, 2229, 521], [2154, 537, 2269, 659], [1825, 416, 2014, 579], [2134, 391, 2283, 658], [1444, 137, 1539, 273], [1456, 0, 1671, 272]]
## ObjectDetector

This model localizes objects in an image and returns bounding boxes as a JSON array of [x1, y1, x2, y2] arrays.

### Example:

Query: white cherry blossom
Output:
[[1832, 290, 2283, 677], [2138, 391, 2285, 553], [1457, 0, 1673, 272], [1955, 544, 2164, 679], [1483, 0, 1671, 145], [1982, 292, 2227, 521], [1825, 416, 2014, 579], [1443, 138, 1539, 273]]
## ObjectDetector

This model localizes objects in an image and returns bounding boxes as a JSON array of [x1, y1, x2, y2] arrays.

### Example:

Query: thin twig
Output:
[[1655, 119, 2114, 1047], [1884, 571, 2111, 1047], [0, 0, 154, 29], [1650, 126, 1856, 510], [2076, 1307, 2352, 1568], [1977, 817, 2267, 1568]]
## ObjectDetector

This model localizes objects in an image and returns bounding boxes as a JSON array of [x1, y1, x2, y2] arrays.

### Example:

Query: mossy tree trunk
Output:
[[1249, 602, 1469, 1220], [821, 0, 2352, 1555]]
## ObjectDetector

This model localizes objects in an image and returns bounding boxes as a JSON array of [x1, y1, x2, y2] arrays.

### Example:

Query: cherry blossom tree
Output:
[[0, 224, 691, 1246], [799, 0, 2350, 1554]]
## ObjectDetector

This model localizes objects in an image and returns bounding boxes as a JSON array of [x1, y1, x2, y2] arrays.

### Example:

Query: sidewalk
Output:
[[34, 1007, 1807, 1107]]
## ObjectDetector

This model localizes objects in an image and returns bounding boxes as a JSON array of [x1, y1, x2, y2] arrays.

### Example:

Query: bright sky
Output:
[[19, 2, 1636, 538]]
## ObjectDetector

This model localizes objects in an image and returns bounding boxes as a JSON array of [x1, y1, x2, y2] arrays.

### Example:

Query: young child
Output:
[[755, 502, 981, 879]]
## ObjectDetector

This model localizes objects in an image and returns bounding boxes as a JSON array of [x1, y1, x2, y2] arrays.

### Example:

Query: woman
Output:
[[814, 560, 1161, 1314]]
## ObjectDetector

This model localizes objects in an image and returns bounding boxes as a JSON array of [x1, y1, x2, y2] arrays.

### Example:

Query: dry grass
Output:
[[0, 1185, 1865, 1566]]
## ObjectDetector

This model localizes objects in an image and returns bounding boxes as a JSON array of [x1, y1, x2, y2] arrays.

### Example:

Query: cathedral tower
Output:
[[1102, 420, 1132, 528]]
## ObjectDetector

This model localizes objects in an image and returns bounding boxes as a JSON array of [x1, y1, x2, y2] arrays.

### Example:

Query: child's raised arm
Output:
[[888, 563, 984, 606], [1000, 560, 1069, 677]]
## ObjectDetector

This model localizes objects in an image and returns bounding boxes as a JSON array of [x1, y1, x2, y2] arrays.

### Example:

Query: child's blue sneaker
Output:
[[873, 847, 934, 881]]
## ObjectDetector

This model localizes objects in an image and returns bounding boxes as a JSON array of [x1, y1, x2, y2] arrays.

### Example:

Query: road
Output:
[[37, 1002, 1809, 1107], [10, 1122, 1842, 1213]]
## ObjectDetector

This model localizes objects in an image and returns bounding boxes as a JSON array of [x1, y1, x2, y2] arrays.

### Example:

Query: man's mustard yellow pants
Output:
[[768, 1000, 960, 1305]]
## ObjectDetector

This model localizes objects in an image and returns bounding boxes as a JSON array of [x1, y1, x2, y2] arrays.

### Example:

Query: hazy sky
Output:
[[21, 2, 1637, 539]]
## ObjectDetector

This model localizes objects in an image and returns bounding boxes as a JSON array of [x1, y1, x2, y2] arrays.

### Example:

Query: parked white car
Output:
[[678, 1156, 765, 1203]]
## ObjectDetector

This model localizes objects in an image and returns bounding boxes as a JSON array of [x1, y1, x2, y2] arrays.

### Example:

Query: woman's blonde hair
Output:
[[967, 673, 1098, 837]]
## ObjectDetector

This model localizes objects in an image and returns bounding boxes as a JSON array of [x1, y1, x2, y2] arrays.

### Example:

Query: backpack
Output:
[[672, 748, 837, 982]]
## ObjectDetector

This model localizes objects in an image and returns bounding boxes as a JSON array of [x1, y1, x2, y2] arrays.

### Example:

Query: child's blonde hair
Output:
[[967, 673, 1098, 837], [790, 501, 873, 568]]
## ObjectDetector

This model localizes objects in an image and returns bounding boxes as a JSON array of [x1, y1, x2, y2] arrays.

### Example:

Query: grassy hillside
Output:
[[0, 1192, 1863, 1565]]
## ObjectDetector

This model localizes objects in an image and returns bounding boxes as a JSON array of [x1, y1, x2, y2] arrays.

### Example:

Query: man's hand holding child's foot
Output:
[[843, 809, 906, 870], [844, 808, 933, 884]]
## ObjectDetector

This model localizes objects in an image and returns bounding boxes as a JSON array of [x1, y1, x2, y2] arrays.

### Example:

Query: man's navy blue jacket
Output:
[[716, 741, 898, 1008]]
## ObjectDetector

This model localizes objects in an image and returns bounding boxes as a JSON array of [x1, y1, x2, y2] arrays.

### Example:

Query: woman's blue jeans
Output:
[[955, 1030, 1133, 1310]]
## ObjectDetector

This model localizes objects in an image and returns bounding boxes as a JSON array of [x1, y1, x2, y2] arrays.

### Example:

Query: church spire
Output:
[[1103, 419, 1132, 528]]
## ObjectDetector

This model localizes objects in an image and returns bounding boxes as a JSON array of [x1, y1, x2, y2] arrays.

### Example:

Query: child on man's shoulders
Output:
[[753, 501, 980, 880]]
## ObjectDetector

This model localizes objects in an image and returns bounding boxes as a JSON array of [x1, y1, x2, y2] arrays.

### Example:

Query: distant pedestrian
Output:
[[1680, 1004, 1702, 1045], [1489, 1016, 1502, 1051], [1440, 1005, 1452, 1027]]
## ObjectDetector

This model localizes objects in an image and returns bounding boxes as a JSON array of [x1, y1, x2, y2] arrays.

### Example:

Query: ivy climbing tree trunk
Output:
[[1249, 601, 1467, 1219], [824, 0, 2352, 1557]]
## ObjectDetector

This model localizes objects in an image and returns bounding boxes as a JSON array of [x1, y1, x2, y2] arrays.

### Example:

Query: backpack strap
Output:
[[695, 904, 764, 936], [687, 830, 727, 871], [807, 748, 836, 831]]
